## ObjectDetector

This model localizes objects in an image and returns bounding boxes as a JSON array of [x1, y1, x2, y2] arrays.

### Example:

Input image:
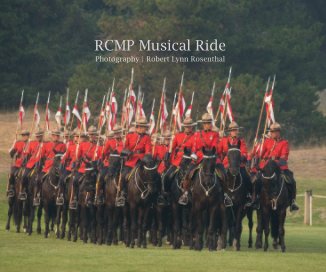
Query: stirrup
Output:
[[224, 193, 233, 207], [115, 195, 125, 207], [69, 198, 78, 210], [157, 195, 168, 206], [33, 197, 41, 207], [19, 192, 27, 201], [290, 201, 299, 212], [95, 195, 104, 206], [178, 193, 188, 206], [56, 194, 64, 206], [7, 189, 15, 198]]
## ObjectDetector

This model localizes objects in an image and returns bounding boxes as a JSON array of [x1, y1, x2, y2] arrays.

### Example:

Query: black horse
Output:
[[223, 141, 252, 250], [78, 166, 97, 243], [168, 148, 193, 249], [42, 152, 64, 238], [191, 147, 226, 251], [127, 154, 158, 248], [255, 159, 289, 252]]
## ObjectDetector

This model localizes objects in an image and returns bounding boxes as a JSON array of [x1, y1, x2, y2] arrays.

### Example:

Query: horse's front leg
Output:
[[217, 203, 227, 250], [142, 206, 151, 248], [137, 207, 144, 248], [255, 209, 263, 249], [172, 203, 181, 249], [44, 205, 50, 238], [208, 205, 218, 251], [278, 208, 287, 252], [194, 207, 204, 251], [130, 205, 137, 248], [56, 205, 62, 239], [6, 197, 15, 231], [247, 208, 254, 248], [60, 204, 68, 239], [233, 206, 245, 251], [262, 207, 270, 251]]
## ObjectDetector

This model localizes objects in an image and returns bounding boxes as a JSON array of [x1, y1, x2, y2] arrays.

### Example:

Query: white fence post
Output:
[[304, 190, 312, 226]]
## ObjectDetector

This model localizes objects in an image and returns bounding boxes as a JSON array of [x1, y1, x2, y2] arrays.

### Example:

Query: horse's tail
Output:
[[270, 212, 279, 240]]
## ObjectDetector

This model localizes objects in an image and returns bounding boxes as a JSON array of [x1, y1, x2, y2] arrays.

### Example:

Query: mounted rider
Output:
[[57, 128, 80, 204], [20, 128, 46, 200], [153, 130, 172, 206], [251, 123, 299, 211], [96, 124, 124, 203], [219, 121, 252, 206], [7, 130, 30, 197], [70, 126, 102, 208], [116, 117, 152, 206], [163, 117, 196, 205], [34, 129, 66, 205], [179, 113, 226, 205]]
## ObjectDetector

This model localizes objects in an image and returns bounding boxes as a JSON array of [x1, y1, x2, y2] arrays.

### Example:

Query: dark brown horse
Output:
[[42, 153, 63, 238], [168, 148, 192, 249], [223, 141, 252, 250], [191, 147, 226, 251], [127, 154, 159, 248], [255, 159, 289, 252], [78, 166, 97, 243]]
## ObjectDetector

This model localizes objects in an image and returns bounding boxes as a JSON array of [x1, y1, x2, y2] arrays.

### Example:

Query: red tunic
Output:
[[124, 132, 152, 168], [9, 140, 28, 167], [61, 142, 77, 171], [77, 141, 103, 173], [219, 136, 248, 168], [153, 144, 168, 174], [102, 138, 123, 167], [41, 141, 66, 173], [193, 130, 221, 164], [259, 138, 289, 170], [25, 141, 47, 169], [170, 132, 195, 167]]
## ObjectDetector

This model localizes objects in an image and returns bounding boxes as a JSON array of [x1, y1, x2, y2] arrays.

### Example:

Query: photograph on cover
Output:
[[0, 1, 325, 272]]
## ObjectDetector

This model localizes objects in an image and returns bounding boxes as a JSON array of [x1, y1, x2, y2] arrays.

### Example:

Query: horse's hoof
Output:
[[60, 233, 65, 239], [281, 247, 286, 253]]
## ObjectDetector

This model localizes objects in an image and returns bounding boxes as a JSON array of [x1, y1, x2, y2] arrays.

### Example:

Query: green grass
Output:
[[0, 174, 325, 272]]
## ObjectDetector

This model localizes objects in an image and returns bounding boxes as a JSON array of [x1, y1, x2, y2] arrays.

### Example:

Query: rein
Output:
[[198, 167, 217, 197], [134, 167, 152, 199], [227, 171, 243, 193], [262, 171, 284, 210]]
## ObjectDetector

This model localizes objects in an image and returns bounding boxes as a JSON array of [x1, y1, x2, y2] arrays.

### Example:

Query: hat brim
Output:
[[136, 124, 150, 127], [268, 129, 281, 132], [182, 122, 197, 127], [20, 132, 30, 135], [197, 120, 213, 123], [226, 127, 243, 131]]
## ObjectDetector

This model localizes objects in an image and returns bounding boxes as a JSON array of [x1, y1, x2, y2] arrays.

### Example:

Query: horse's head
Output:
[[107, 150, 121, 177], [201, 147, 216, 175], [140, 154, 158, 193], [51, 151, 64, 176], [180, 147, 192, 170], [227, 140, 241, 176], [261, 159, 281, 198]]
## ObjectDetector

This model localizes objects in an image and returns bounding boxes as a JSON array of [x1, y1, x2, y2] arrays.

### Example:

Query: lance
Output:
[[64, 88, 69, 132], [169, 72, 184, 153], [9, 90, 25, 169], [221, 87, 232, 136], [43, 91, 51, 133], [169, 92, 177, 129], [55, 96, 63, 129], [260, 75, 276, 157], [219, 67, 232, 132], [93, 94, 106, 161], [15, 90, 24, 140], [69, 90, 79, 132], [75, 89, 88, 160], [152, 78, 166, 154], [251, 77, 270, 152]]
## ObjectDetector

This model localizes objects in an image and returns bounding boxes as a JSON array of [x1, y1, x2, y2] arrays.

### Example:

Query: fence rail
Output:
[[297, 190, 326, 226]]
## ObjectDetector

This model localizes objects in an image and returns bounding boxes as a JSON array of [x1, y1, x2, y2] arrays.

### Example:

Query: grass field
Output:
[[0, 111, 325, 271], [0, 174, 325, 272]]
